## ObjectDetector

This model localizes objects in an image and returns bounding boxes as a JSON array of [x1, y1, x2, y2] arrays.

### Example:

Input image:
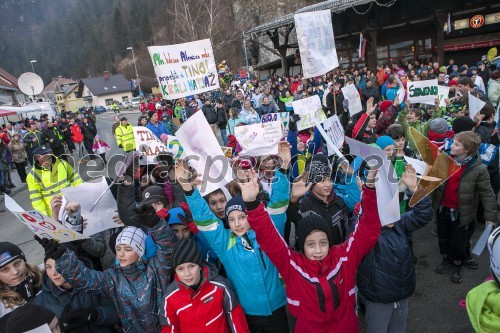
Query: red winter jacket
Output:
[[160, 265, 249, 333], [69, 123, 83, 143], [247, 188, 381, 333]]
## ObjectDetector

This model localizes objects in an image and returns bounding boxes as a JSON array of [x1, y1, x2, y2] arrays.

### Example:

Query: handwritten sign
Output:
[[4, 195, 88, 243], [292, 95, 327, 130], [341, 84, 363, 116], [317, 115, 345, 155], [407, 79, 438, 104], [261, 112, 290, 135], [234, 120, 282, 156], [148, 39, 219, 99], [133, 127, 185, 164], [294, 10, 339, 78]]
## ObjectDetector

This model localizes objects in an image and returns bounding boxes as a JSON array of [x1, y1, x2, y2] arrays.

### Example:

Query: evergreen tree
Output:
[[140, 12, 153, 46], [113, 6, 128, 58]]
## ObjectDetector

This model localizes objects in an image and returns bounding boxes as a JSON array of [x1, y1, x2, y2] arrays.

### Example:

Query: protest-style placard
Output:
[[397, 87, 406, 104], [61, 177, 120, 236], [292, 95, 327, 130], [234, 120, 282, 156], [133, 127, 185, 165], [438, 86, 450, 107], [316, 115, 345, 156], [341, 84, 363, 116], [345, 137, 401, 225], [261, 112, 290, 135], [407, 79, 438, 104], [175, 111, 234, 196], [468, 93, 486, 119], [4, 195, 88, 242], [314, 118, 345, 159], [294, 10, 339, 78], [148, 39, 219, 100]]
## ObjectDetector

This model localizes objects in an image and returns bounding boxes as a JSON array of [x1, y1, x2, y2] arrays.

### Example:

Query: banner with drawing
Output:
[[148, 39, 219, 99], [407, 79, 438, 104], [316, 115, 345, 156], [294, 10, 339, 78], [133, 127, 185, 165], [292, 95, 327, 130], [234, 120, 282, 156], [261, 112, 290, 134], [341, 84, 363, 116], [5, 195, 88, 243]]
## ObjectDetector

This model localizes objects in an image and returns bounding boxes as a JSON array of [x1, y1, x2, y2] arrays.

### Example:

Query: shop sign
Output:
[[444, 39, 500, 52], [470, 15, 485, 28]]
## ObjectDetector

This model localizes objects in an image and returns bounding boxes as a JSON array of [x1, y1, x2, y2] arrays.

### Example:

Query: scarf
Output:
[[453, 155, 473, 165], [10, 275, 37, 301]]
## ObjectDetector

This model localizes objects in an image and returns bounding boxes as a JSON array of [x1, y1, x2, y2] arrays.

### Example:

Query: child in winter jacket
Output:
[[92, 135, 111, 165], [357, 165, 433, 333], [160, 238, 249, 333], [244, 168, 381, 333]]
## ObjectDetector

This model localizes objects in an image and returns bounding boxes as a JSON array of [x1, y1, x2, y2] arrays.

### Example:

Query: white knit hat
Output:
[[488, 226, 500, 284], [115, 227, 146, 258]]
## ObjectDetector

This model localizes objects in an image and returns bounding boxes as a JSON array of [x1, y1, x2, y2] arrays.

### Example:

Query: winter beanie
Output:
[[172, 238, 203, 269], [379, 100, 393, 112], [452, 116, 475, 134], [115, 227, 147, 258], [429, 118, 448, 134], [296, 213, 333, 252], [488, 226, 500, 285], [376, 136, 396, 150], [0, 242, 26, 268], [305, 154, 332, 184], [225, 196, 247, 218], [5, 304, 57, 333], [167, 207, 186, 225]]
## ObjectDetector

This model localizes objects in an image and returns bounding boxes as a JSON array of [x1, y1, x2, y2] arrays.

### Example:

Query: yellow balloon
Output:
[[487, 47, 498, 61]]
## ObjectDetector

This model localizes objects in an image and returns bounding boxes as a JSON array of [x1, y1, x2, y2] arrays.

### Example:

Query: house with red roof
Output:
[[0, 67, 29, 105]]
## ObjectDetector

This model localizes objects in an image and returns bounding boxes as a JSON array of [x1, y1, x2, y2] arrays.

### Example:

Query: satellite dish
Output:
[[18, 72, 44, 96]]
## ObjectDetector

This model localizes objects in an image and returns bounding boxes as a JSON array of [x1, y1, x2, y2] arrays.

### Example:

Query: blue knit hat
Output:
[[167, 207, 186, 225], [225, 196, 247, 217], [376, 136, 396, 150]]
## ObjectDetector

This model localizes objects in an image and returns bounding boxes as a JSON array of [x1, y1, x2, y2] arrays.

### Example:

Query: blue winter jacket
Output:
[[356, 191, 433, 303], [34, 272, 119, 333], [56, 216, 178, 333], [146, 121, 169, 139], [185, 168, 289, 316]]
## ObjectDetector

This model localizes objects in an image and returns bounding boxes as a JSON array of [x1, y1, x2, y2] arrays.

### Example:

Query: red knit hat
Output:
[[379, 100, 393, 112], [448, 78, 458, 86]]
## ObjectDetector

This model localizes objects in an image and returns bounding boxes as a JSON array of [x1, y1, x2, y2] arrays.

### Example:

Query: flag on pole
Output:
[[359, 33, 367, 60], [446, 13, 452, 34]]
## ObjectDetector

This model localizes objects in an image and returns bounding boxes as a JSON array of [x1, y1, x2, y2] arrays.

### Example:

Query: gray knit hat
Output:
[[172, 238, 203, 269], [429, 118, 448, 134]]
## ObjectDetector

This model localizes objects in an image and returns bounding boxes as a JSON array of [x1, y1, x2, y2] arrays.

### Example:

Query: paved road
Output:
[[0, 109, 493, 332]]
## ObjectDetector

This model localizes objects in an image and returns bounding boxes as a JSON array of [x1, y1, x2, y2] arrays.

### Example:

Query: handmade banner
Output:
[[316, 115, 345, 156], [407, 79, 438, 104], [148, 39, 219, 99], [468, 93, 486, 119], [4, 195, 88, 242], [234, 120, 282, 156], [175, 111, 234, 196], [314, 118, 345, 159], [341, 84, 363, 116], [438, 86, 450, 107], [294, 10, 339, 78], [61, 177, 120, 237], [292, 95, 327, 130], [261, 112, 290, 135], [133, 127, 185, 165], [345, 137, 400, 225]]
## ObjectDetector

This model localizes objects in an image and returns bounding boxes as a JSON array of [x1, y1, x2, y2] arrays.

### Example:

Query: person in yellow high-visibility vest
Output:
[[26, 145, 83, 216], [115, 117, 136, 153]]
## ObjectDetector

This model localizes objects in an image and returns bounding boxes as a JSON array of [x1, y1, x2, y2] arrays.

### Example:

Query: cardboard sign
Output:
[[175, 111, 234, 196], [295, 10, 339, 78], [345, 137, 401, 225], [292, 95, 327, 130], [468, 93, 486, 119], [61, 177, 120, 236], [341, 84, 363, 116], [148, 39, 219, 99], [234, 120, 282, 156], [133, 127, 185, 165], [407, 79, 438, 104], [221, 146, 233, 158], [5, 195, 88, 243]]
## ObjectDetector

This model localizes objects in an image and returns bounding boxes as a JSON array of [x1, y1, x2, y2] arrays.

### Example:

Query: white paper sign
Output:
[[314, 119, 345, 159], [468, 93, 486, 119], [403, 156, 427, 175], [341, 84, 363, 116], [345, 137, 401, 225], [407, 79, 438, 104], [175, 111, 234, 196], [316, 115, 345, 156], [261, 112, 290, 135], [397, 87, 406, 104], [292, 95, 327, 130], [148, 39, 219, 99], [235, 120, 282, 156], [133, 127, 185, 164], [294, 10, 339, 78], [61, 178, 119, 236], [438, 86, 450, 107], [4, 195, 88, 242]]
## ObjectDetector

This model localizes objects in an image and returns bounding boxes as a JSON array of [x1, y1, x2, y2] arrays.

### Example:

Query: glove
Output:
[[60, 304, 98, 331], [288, 114, 300, 132], [34, 235, 65, 260], [136, 204, 160, 228], [178, 202, 198, 235], [156, 208, 170, 220]]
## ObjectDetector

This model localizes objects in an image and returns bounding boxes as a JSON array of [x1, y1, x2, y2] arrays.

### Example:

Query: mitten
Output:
[[34, 235, 65, 260], [136, 204, 160, 228], [289, 114, 300, 132], [178, 202, 198, 235], [156, 208, 170, 220]]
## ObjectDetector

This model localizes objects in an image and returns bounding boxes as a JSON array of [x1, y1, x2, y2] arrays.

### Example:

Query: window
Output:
[[105, 98, 114, 106], [122, 96, 129, 101], [389, 41, 413, 61], [74, 92, 78, 98]]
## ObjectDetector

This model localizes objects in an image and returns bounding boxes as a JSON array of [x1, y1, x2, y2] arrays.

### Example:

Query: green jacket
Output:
[[467, 280, 500, 333], [432, 155, 497, 227], [398, 106, 442, 152]]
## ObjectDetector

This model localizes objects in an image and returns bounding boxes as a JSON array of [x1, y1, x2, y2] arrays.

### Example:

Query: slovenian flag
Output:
[[359, 33, 367, 60]]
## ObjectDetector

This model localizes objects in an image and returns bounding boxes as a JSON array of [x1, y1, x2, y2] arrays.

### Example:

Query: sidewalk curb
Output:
[[0, 183, 27, 198]]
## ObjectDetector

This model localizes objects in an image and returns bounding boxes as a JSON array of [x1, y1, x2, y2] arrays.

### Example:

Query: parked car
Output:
[[121, 101, 133, 109], [94, 106, 106, 114], [130, 97, 141, 108]]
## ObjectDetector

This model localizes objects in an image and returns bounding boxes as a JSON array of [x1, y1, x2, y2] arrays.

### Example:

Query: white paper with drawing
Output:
[[315, 115, 345, 157], [234, 120, 282, 156], [292, 95, 327, 130], [345, 137, 401, 225], [133, 126, 185, 165], [175, 111, 234, 196], [341, 84, 362, 116]]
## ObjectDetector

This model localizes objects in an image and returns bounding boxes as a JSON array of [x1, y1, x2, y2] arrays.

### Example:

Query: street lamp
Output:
[[29, 60, 37, 73], [127, 47, 142, 97]]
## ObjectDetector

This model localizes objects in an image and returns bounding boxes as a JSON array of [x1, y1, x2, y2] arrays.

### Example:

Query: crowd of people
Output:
[[0, 55, 500, 333]]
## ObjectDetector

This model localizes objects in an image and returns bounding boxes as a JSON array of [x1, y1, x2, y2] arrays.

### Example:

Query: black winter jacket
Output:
[[42, 127, 64, 148], [357, 192, 433, 303], [202, 104, 218, 124]]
